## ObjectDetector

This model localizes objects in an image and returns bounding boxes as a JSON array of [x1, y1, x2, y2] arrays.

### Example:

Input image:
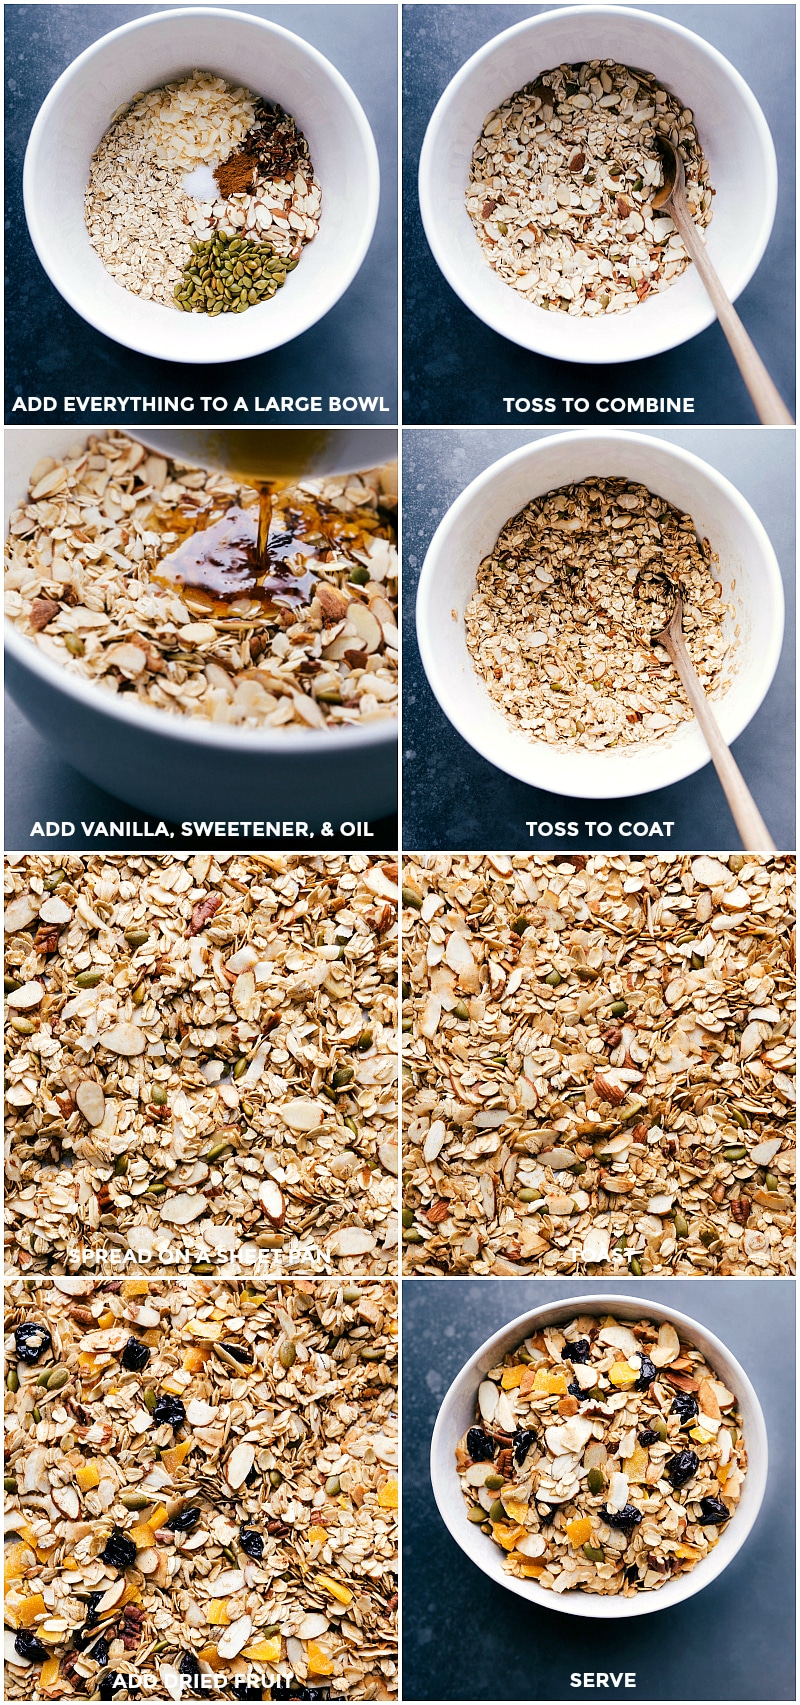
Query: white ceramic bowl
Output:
[[430, 1291, 768, 1620], [4, 429, 397, 824], [418, 5, 777, 362], [24, 7, 379, 363], [416, 429, 784, 800]]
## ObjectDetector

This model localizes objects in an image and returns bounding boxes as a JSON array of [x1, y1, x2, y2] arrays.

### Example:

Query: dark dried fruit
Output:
[[84, 1590, 106, 1630], [600, 1503, 643, 1530], [633, 1355, 656, 1390], [98, 1675, 140, 1700], [14, 1322, 52, 1365], [120, 1337, 151, 1373], [153, 1394, 186, 1429], [179, 1651, 203, 1691], [698, 1496, 731, 1525], [561, 1338, 590, 1363], [624, 1563, 640, 1584], [219, 1340, 253, 1365], [466, 1426, 495, 1462], [91, 1636, 110, 1666], [513, 1427, 536, 1467], [232, 1688, 264, 1701], [671, 1391, 699, 1423], [666, 1449, 699, 1489], [239, 1525, 264, 1560], [167, 1505, 201, 1532], [637, 1427, 660, 1446], [567, 1379, 582, 1398], [14, 1630, 48, 1662], [100, 1528, 138, 1571]]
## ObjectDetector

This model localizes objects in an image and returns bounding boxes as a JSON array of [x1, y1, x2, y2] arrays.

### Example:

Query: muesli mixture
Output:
[[4, 1278, 398, 1698], [4, 436, 398, 732], [464, 476, 733, 751], [456, 1311, 745, 1596], [85, 73, 321, 312], [5, 854, 398, 1275], [466, 59, 713, 315], [402, 853, 795, 1277]]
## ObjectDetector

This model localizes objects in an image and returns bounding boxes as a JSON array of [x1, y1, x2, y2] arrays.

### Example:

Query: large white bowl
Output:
[[418, 5, 777, 363], [430, 1291, 768, 1619], [23, 7, 379, 364], [4, 428, 398, 824], [415, 429, 784, 800]]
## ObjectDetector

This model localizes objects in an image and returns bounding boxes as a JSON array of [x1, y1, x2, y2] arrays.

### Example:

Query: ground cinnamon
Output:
[[214, 150, 258, 198]]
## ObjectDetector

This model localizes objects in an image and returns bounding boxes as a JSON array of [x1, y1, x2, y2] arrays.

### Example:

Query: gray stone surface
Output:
[[403, 4, 796, 425], [5, 3, 398, 423], [402, 427, 795, 850], [402, 1277, 795, 1701]]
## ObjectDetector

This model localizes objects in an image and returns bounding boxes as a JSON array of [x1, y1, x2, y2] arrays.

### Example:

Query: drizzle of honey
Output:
[[150, 485, 388, 620]]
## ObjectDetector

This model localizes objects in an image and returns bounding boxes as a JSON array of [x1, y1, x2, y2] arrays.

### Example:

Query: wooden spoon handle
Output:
[[669, 200, 794, 426], [662, 624, 776, 851]]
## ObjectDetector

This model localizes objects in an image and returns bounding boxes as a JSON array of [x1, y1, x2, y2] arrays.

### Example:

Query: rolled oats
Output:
[[457, 1310, 745, 1596], [467, 60, 713, 315], [4, 1277, 397, 1697], [4, 437, 398, 732], [464, 477, 734, 750], [401, 854, 795, 1277], [5, 854, 399, 1276]]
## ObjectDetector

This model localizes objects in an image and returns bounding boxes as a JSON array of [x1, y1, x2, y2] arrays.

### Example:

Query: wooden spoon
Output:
[[652, 134, 793, 426], [651, 583, 776, 851]]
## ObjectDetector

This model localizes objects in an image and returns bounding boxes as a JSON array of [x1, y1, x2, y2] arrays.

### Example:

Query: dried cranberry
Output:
[[14, 1322, 52, 1365], [153, 1394, 186, 1429], [633, 1355, 656, 1391], [667, 1449, 699, 1489], [120, 1337, 151, 1372], [239, 1525, 264, 1559], [466, 1427, 495, 1462], [600, 1503, 643, 1531], [561, 1338, 590, 1363], [698, 1496, 731, 1525], [14, 1631, 48, 1662], [512, 1427, 536, 1467], [166, 1506, 200, 1533], [671, 1391, 699, 1424], [101, 1528, 138, 1571]]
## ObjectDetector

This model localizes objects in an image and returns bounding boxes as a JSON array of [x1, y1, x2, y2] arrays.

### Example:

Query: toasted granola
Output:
[[5, 854, 398, 1276], [456, 1310, 745, 1596], [402, 854, 795, 1276], [464, 476, 734, 750], [466, 59, 713, 315], [4, 1278, 398, 1697], [4, 436, 398, 732]]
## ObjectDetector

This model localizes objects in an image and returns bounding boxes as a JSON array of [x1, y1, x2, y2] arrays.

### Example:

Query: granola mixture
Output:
[[456, 1311, 745, 1596], [4, 436, 398, 732], [85, 74, 320, 309], [466, 59, 713, 315], [5, 854, 398, 1276], [402, 854, 795, 1276], [464, 477, 733, 751], [4, 1278, 398, 1697]]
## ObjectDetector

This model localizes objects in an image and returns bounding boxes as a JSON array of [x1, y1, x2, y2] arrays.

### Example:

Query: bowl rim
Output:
[[415, 427, 785, 799], [22, 5, 380, 364], [4, 617, 396, 758], [429, 1288, 769, 1620], [417, 3, 779, 362]]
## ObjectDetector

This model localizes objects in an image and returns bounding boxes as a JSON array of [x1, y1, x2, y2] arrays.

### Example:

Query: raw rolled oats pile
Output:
[[85, 73, 321, 312], [402, 854, 795, 1277], [4, 436, 398, 732], [5, 854, 398, 1276], [456, 1311, 745, 1597], [464, 476, 734, 750], [466, 59, 713, 315], [4, 1278, 398, 1698]]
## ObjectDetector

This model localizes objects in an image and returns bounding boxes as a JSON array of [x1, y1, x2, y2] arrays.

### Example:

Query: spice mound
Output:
[[465, 476, 733, 750], [456, 1311, 746, 1597], [84, 73, 321, 312], [4, 436, 398, 732], [4, 1278, 398, 1699], [466, 59, 713, 315]]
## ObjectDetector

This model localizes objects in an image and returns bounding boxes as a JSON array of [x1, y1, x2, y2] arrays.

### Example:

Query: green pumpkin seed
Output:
[[544, 969, 562, 986], [467, 1504, 486, 1523], [143, 1388, 158, 1412], [485, 1474, 504, 1491], [609, 1000, 628, 1016], [518, 1188, 542, 1202], [587, 1467, 604, 1494], [10, 1016, 35, 1034], [342, 1287, 361, 1303], [75, 970, 103, 988], [583, 1543, 605, 1563], [4, 1476, 18, 1492], [7, 1369, 19, 1392], [32, 1407, 42, 1424], [629, 1255, 643, 1275], [325, 1475, 341, 1496], [125, 928, 149, 947], [120, 1491, 152, 1511], [453, 1000, 470, 1020], [361, 1347, 384, 1362], [403, 1228, 422, 1243], [204, 1140, 235, 1163], [151, 1085, 168, 1106], [44, 870, 66, 890], [723, 1145, 747, 1160], [279, 1340, 297, 1370], [4, 977, 22, 993], [332, 1065, 355, 1090], [269, 1471, 283, 1488], [357, 1028, 373, 1052], [402, 886, 423, 910], [673, 1210, 689, 1238], [488, 1499, 505, 1524], [349, 565, 370, 586]]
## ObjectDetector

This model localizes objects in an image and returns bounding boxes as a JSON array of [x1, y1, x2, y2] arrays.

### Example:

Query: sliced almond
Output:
[[225, 1444, 255, 1491], [76, 1080, 106, 1127], [346, 602, 382, 652], [259, 1179, 286, 1226]]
